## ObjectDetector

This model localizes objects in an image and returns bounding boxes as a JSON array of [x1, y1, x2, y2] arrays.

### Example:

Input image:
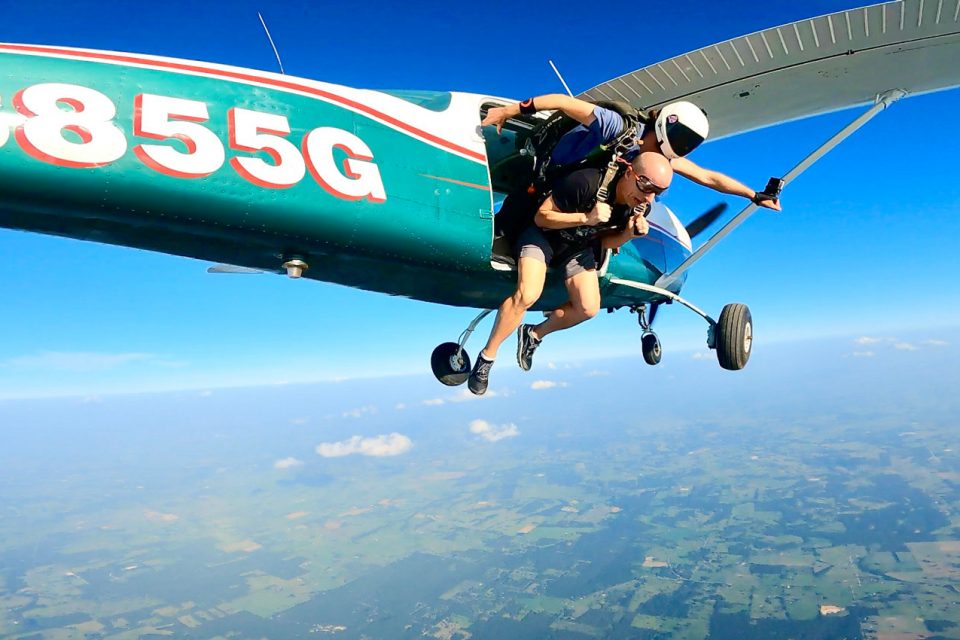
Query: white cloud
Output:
[[451, 388, 498, 401], [342, 405, 377, 419], [423, 389, 499, 406], [316, 433, 413, 458], [290, 417, 309, 425], [273, 457, 304, 470], [2, 351, 156, 372], [394, 403, 407, 410], [531, 380, 568, 390], [198, 390, 213, 398], [469, 419, 520, 442], [584, 369, 610, 377], [691, 351, 710, 360], [848, 337, 948, 355], [851, 351, 875, 358]]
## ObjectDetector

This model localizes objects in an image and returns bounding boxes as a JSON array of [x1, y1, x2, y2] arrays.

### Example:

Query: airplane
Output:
[[0, 0, 957, 387]]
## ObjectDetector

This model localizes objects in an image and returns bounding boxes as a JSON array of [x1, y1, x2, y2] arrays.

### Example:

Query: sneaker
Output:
[[468, 353, 494, 396], [516, 324, 542, 371]]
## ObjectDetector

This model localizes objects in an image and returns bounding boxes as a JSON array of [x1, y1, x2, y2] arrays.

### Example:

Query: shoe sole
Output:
[[517, 325, 531, 372]]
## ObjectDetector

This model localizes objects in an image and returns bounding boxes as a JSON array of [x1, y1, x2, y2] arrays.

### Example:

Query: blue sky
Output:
[[0, 0, 958, 399]]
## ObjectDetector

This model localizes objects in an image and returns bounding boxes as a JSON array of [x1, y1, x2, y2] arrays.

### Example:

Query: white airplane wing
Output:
[[578, 0, 960, 140]]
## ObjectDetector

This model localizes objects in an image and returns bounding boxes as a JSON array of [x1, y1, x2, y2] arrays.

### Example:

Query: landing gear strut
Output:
[[430, 295, 752, 385], [609, 279, 754, 371], [430, 309, 493, 386]]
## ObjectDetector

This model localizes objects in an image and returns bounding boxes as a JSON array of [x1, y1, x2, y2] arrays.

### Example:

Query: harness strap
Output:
[[595, 156, 623, 203], [595, 138, 635, 203]]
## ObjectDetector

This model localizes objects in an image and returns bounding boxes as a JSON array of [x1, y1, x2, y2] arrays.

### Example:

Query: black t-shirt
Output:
[[544, 167, 630, 256]]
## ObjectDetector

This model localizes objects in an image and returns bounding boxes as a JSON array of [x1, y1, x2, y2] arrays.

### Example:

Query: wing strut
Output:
[[656, 89, 906, 290]]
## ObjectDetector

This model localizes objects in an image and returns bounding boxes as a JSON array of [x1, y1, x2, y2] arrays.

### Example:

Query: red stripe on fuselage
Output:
[[0, 43, 487, 164], [648, 221, 689, 250]]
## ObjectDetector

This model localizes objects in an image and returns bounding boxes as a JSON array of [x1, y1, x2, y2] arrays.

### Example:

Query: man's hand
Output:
[[602, 212, 647, 253], [586, 202, 612, 226], [480, 105, 515, 135], [628, 213, 649, 237], [755, 198, 782, 212]]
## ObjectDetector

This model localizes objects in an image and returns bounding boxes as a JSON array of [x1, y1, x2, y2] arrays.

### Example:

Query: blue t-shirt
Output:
[[549, 106, 625, 165]]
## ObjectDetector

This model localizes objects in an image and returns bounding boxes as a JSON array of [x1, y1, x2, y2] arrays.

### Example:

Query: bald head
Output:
[[632, 151, 673, 191], [616, 151, 673, 208]]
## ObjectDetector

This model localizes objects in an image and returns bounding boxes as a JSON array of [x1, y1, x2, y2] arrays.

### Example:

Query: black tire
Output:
[[430, 342, 471, 386], [641, 333, 662, 366], [715, 303, 752, 371]]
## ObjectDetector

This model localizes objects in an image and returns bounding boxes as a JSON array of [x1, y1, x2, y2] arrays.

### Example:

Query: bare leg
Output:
[[533, 270, 600, 339], [481, 257, 547, 359]]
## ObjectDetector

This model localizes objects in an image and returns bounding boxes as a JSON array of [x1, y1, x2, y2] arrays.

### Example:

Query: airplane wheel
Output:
[[431, 342, 471, 386], [641, 333, 662, 365], [716, 303, 752, 371]]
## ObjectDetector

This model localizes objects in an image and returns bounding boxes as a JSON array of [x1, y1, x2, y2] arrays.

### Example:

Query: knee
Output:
[[513, 285, 543, 310], [575, 301, 600, 320]]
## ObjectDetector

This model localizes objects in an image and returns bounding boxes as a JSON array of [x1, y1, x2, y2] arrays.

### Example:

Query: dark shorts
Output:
[[516, 225, 597, 279]]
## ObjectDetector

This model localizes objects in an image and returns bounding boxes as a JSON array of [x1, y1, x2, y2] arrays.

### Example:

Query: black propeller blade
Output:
[[685, 202, 728, 240]]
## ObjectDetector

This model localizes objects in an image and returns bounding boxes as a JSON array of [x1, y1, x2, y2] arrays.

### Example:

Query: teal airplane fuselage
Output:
[[0, 44, 690, 311]]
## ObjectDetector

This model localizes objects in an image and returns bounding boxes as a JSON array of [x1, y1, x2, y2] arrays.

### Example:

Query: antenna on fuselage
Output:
[[548, 60, 574, 97], [258, 12, 286, 75]]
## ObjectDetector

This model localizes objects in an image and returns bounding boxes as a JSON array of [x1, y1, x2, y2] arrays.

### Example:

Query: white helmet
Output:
[[654, 101, 709, 159]]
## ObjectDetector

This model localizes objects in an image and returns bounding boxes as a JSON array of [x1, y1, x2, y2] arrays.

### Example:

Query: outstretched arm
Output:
[[482, 94, 597, 134], [671, 157, 782, 212]]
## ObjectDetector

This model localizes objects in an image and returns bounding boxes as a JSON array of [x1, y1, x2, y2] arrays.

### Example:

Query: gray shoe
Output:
[[516, 324, 542, 371], [468, 354, 494, 395]]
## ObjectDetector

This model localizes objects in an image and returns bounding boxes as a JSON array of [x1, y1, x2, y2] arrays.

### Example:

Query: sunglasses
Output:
[[633, 173, 668, 195]]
